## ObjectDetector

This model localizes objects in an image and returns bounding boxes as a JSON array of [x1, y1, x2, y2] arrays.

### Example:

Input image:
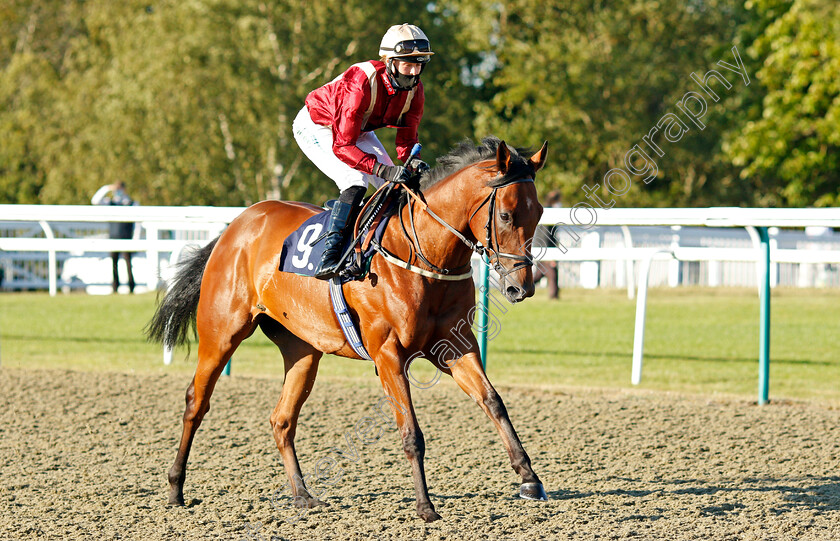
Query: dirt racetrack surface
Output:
[[1, 367, 839, 540]]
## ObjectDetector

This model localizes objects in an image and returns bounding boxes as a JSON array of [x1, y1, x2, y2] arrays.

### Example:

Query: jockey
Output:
[[293, 23, 433, 280]]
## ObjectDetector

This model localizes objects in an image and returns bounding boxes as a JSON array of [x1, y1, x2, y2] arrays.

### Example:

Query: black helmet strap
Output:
[[386, 59, 423, 91]]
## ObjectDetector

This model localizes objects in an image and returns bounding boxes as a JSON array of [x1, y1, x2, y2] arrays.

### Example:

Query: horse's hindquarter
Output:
[[244, 201, 353, 355]]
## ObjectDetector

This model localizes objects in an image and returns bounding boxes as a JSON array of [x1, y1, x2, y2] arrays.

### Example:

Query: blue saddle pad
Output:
[[278, 207, 392, 278], [278, 211, 333, 276]]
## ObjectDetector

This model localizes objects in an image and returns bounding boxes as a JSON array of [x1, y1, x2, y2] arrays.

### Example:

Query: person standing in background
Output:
[[91, 182, 138, 293]]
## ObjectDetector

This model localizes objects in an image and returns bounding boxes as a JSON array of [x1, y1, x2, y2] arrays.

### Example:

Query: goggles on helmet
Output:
[[387, 39, 431, 55]]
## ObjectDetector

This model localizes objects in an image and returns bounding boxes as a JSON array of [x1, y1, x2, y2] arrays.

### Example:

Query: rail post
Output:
[[477, 254, 490, 370], [38, 221, 58, 297], [631, 249, 674, 385], [757, 226, 771, 405]]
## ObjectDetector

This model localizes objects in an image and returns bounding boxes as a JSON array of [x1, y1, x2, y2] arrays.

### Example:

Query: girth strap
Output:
[[328, 277, 372, 360]]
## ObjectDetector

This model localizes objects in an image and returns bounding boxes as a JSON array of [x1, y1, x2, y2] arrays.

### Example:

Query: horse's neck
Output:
[[394, 172, 478, 270], [421, 172, 473, 228]]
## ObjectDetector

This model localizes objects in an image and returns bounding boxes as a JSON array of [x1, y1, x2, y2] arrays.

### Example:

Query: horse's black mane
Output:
[[419, 136, 535, 190]]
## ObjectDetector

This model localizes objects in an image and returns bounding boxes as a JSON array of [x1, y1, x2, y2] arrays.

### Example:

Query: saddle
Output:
[[278, 185, 402, 281]]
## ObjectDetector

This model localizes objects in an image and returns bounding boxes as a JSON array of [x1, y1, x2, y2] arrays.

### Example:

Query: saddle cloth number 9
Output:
[[290, 223, 324, 272]]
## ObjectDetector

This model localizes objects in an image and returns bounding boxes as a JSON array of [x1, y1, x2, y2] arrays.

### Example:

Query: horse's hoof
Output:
[[293, 496, 328, 509], [167, 489, 185, 506], [519, 482, 548, 500], [418, 506, 442, 522]]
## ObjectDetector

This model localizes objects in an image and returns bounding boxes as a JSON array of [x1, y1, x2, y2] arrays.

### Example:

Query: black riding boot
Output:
[[314, 200, 355, 280]]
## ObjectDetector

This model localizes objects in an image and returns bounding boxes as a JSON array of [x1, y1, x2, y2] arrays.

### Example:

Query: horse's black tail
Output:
[[145, 237, 219, 350]]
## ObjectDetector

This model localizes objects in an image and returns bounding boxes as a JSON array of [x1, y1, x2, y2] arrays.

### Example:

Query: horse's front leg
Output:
[[375, 341, 441, 522], [445, 350, 547, 500]]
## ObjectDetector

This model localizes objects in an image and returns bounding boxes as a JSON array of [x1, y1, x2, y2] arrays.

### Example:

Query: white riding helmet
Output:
[[379, 24, 434, 90], [379, 24, 434, 62]]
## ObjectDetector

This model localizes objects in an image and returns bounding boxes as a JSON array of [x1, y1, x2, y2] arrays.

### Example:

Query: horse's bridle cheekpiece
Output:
[[468, 177, 536, 285]]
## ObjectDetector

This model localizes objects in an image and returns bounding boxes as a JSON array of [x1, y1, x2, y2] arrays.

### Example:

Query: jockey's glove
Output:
[[374, 163, 411, 184], [405, 156, 430, 174]]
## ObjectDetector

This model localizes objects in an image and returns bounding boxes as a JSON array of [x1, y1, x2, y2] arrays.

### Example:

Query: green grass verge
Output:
[[486, 287, 840, 403], [1, 287, 838, 403]]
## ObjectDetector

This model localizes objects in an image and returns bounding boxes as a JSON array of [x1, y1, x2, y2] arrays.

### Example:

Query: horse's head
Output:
[[467, 138, 548, 303]]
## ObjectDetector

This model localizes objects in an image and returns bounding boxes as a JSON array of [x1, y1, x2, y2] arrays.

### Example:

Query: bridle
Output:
[[380, 175, 536, 286], [468, 178, 536, 284]]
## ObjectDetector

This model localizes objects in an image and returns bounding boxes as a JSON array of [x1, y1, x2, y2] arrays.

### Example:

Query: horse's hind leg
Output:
[[167, 310, 256, 506], [260, 317, 326, 509]]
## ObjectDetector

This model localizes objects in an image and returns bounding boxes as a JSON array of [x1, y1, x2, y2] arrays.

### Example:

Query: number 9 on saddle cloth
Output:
[[278, 194, 396, 282]]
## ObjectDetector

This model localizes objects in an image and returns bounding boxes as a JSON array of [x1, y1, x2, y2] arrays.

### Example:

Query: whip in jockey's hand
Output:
[[405, 155, 430, 175]]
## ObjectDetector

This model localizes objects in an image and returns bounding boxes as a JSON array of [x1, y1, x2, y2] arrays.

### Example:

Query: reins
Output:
[[363, 183, 474, 281], [370, 175, 535, 283]]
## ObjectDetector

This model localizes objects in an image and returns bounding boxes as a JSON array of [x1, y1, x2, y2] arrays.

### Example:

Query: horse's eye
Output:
[[499, 212, 512, 223]]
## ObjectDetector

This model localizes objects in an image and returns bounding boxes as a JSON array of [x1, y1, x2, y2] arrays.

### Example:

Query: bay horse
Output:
[[147, 136, 548, 522]]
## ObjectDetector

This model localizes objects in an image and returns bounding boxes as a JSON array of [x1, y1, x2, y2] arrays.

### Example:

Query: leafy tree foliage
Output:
[[723, 0, 839, 207], [453, 0, 756, 206], [0, 0, 836, 209], [0, 1, 478, 205]]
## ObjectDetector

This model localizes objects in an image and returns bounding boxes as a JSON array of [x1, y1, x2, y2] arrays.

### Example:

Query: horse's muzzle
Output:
[[504, 281, 534, 303]]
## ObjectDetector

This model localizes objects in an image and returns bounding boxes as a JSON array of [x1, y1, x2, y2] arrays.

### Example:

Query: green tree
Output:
[[1, 0, 480, 206], [453, 0, 754, 206], [0, 0, 87, 203], [723, 0, 840, 207]]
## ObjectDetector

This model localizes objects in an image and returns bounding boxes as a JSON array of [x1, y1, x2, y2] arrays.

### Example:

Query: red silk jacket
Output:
[[304, 60, 424, 174]]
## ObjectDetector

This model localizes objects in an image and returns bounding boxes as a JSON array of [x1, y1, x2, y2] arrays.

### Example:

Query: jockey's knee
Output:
[[339, 185, 365, 206]]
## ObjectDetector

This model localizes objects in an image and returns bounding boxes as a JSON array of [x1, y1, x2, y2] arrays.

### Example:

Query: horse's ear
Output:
[[530, 141, 548, 173], [496, 141, 512, 174]]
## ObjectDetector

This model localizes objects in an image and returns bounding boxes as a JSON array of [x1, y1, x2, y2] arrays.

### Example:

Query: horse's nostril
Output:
[[506, 286, 522, 298]]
